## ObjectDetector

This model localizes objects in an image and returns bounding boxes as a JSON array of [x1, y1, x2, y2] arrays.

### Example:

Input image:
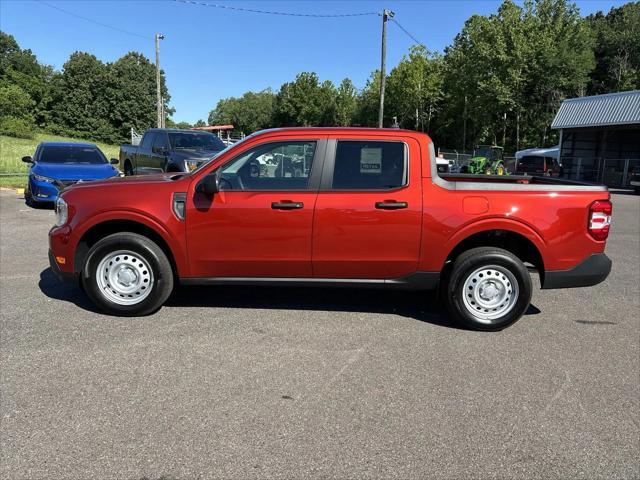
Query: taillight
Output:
[[588, 200, 612, 241]]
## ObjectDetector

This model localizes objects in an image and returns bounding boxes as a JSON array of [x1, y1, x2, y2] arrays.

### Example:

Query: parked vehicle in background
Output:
[[435, 154, 453, 173], [49, 128, 612, 331], [22, 142, 119, 207], [119, 129, 227, 176], [461, 145, 507, 175], [515, 146, 561, 176]]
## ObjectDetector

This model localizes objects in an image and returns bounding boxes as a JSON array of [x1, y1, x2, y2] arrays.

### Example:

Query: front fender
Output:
[[71, 209, 188, 276]]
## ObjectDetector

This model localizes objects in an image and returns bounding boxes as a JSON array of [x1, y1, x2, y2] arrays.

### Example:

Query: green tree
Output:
[[335, 78, 358, 126], [48, 52, 113, 140], [355, 70, 382, 127], [439, 0, 594, 151], [387, 45, 444, 132], [208, 89, 275, 133], [106, 52, 172, 142], [0, 83, 34, 120], [274, 72, 337, 126], [587, 2, 640, 94], [0, 31, 51, 128], [0, 83, 36, 138]]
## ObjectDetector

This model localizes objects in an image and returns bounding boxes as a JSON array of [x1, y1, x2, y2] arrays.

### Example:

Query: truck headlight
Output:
[[33, 173, 55, 183], [184, 160, 200, 172], [55, 197, 68, 226]]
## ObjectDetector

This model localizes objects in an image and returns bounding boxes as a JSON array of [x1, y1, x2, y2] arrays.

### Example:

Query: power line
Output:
[[35, 0, 153, 40], [390, 18, 426, 48], [172, 0, 380, 18]]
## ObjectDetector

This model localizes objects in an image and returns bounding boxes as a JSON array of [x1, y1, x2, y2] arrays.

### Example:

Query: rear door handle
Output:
[[375, 201, 408, 210], [272, 201, 304, 210]]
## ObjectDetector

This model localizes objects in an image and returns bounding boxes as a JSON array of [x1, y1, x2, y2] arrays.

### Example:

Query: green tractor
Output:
[[462, 145, 507, 175]]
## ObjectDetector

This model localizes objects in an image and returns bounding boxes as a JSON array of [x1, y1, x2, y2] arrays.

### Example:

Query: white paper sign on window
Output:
[[360, 148, 382, 174]]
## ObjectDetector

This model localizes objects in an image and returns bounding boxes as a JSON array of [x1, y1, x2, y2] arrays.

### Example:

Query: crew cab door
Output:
[[185, 138, 325, 278], [150, 131, 170, 172], [312, 137, 423, 279]]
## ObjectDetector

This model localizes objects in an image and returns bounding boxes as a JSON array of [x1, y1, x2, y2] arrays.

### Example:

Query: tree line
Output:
[[209, 0, 639, 152], [1, 0, 638, 151], [0, 31, 171, 144]]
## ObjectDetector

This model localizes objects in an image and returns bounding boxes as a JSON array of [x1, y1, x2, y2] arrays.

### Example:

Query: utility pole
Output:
[[378, 9, 394, 128], [462, 94, 467, 152], [155, 33, 165, 128]]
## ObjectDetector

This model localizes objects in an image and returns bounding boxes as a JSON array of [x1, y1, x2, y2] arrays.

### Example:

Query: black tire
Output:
[[444, 247, 532, 331], [124, 161, 133, 176], [25, 188, 34, 207], [82, 232, 174, 316]]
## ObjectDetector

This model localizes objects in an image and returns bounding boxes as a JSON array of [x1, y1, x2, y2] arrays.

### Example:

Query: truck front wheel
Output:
[[124, 161, 133, 176], [444, 247, 532, 331], [82, 232, 174, 316]]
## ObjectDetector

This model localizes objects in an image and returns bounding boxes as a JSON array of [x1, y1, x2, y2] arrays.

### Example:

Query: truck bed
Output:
[[437, 173, 607, 191]]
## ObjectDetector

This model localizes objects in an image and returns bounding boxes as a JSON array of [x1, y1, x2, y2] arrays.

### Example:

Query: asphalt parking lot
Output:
[[0, 189, 638, 479]]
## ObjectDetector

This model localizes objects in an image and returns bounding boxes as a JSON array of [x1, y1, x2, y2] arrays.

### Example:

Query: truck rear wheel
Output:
[[444, 247, 532, 331], [82, 232, 174, 316]]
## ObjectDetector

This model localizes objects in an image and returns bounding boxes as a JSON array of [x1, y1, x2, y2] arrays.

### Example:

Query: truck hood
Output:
[[63, 172, 188, 192], [32, 162, 119, 181]]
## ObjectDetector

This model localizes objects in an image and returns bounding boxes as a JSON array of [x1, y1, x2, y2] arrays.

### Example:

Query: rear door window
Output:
[[331, 141, 406, 190]]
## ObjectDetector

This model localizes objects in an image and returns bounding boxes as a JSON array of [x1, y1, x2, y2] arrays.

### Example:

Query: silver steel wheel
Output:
[[95, 250, 154, 306], [462, 265, 519, 323]]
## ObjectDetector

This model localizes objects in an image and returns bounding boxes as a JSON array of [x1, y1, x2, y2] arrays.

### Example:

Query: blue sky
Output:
[[0, 0, 628, 123]]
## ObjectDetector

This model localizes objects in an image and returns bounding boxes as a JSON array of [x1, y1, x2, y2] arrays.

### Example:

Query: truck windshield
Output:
[[167, 132, 226, 151], [188, 133, 257, 174], [39, 146, 107, 164]]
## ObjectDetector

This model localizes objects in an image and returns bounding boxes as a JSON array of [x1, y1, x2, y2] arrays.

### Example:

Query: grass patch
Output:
[[0, 175, 28, 189], [0, 132, 120, 174]]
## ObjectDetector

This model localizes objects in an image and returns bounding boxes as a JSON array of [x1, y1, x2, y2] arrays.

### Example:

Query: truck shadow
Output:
[[38, 268, 101, 313], [167, 285, 461, 328], [39, 268, 541, 328], [167, 285, 541, 328]]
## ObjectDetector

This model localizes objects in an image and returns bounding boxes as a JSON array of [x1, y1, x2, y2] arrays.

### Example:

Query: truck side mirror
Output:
[[196, 172, 220, 196], [22, 156, 33, 164], [110, 158, 119, 165]]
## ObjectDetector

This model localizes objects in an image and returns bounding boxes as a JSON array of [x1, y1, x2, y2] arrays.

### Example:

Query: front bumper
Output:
[[29, 177, 59, 202], [542, 253, 612, 289], [48, 249, 78, 284]]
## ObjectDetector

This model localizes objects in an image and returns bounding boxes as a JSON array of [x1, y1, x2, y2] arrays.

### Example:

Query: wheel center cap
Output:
[[117, 267, 137, 287], [480, 282, 499, 300]]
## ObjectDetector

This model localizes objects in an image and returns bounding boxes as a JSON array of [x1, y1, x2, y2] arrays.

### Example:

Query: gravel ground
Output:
[[1, 189, 638, 480]]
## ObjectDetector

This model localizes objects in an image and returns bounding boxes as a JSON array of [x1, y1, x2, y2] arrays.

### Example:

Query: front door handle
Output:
[[272, 201, 304, 210], [375, 201, 408, 210]]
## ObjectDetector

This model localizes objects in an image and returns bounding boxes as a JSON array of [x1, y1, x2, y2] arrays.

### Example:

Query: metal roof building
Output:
[[551, 90, 639, 188], [551, 90, 640, 130]]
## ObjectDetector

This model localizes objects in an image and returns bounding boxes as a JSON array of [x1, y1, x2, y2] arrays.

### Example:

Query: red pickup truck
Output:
[[49, 128, 612, 330]]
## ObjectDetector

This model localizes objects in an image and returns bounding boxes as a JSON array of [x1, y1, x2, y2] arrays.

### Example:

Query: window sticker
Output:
[[360, 148, 382, 174]]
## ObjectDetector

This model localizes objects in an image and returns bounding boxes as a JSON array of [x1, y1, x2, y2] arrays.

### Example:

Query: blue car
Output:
[[23, 142, 120, 206]]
